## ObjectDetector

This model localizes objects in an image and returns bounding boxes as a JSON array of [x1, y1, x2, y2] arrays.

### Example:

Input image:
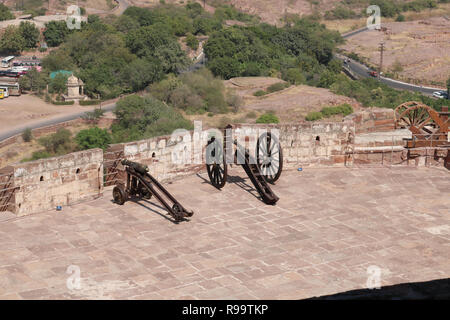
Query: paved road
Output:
[[0, 102, 116, 142], [339, 27, 442, 95], [114, 0, 130, 15]]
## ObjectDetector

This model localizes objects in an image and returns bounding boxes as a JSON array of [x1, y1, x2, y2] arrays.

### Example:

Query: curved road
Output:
[[338, 26, 442, 95], [0, 103, 117, 142]]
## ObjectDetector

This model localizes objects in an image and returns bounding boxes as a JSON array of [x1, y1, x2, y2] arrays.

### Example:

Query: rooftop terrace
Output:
[[0, 166, 448, 299]]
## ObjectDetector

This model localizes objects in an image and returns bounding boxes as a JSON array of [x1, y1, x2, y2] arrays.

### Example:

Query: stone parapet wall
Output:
[[5, 149, 103, 216], [0, 108, 448, 217], [346, 108, 396, 133]]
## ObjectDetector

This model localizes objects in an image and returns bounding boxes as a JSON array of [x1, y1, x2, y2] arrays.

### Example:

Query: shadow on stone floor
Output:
[[308, 278, 450, 300]]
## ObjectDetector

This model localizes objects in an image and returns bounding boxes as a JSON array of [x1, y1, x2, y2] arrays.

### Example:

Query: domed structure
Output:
[[63, 74, 85, 101]]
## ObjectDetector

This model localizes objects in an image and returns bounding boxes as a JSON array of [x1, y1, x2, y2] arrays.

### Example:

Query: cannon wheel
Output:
[[206, 137, 227, 189], [113, 185, 127, 205], [256, 132, 283, 184]]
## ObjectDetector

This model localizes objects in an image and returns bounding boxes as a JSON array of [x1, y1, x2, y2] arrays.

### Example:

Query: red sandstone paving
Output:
[[0, 167, 449, 299]]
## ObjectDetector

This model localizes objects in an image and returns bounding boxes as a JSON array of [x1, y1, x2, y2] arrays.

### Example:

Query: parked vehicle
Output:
[[0, 86, 9, 98], [432, 91, 448, 99], [0, 89, 4, 99], [1, 56, 15, 68], [369, 70, 378, 77], [0, 70, 20, 78]]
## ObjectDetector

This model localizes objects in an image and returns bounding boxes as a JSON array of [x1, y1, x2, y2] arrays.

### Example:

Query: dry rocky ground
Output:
[[4, 0, 114, 14], [341, 16, 450, 87], [224, 77, 361, 122], [0, 95, 97, 133]]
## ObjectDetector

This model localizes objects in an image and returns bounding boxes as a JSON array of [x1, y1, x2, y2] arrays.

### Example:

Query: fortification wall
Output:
[[0, 108, 448, 217], [7, 149, 103, 216]]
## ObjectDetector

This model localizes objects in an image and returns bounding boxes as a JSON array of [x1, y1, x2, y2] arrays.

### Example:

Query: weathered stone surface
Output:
[[0, 167, 448, 299]]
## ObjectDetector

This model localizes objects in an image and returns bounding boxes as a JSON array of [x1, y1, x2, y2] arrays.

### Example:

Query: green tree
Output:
[[0, 25, 25, 54], [41, 50, 75, 71], [119, 58, 163, 92], [75, 127, 112, 150], [186, 33, 199, 50], [19, 68, 48, 93], [49, 73, 68, 95], [19, 21, 40, 49], [43, 21, 71, 47], [0, 3, 14, 21], [112, 94, 192, 142]]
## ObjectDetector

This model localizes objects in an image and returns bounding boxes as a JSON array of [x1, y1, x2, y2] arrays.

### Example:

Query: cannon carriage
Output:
[[205, 124, 283, 205], [113, 159, 193, 222]]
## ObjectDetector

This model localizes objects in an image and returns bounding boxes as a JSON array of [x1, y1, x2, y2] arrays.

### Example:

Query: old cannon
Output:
[[205, 124, 283, 205], [113, 159, 193, 222]]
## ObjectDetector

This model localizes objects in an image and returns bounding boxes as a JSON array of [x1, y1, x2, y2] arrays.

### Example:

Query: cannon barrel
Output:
[[121, 159, 149, 175]]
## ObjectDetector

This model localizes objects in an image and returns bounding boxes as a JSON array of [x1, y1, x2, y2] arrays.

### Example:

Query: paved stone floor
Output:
[[0, 167, 449, 299]]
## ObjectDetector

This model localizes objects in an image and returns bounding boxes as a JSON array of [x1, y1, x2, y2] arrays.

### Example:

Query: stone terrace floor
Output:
[[0, 167, 449, 299]]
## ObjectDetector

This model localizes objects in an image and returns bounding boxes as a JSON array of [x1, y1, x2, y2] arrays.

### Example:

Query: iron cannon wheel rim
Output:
[[113, 185, 127, 205], [206, 137, 227, 189], [256, 132, 283, 184]]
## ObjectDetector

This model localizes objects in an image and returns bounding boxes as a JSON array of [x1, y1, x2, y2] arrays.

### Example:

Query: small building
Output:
[[62, 74, 85, 102]]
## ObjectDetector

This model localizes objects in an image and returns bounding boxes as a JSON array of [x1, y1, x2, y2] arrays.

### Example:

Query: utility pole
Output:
[[378, 41, 385, 80]]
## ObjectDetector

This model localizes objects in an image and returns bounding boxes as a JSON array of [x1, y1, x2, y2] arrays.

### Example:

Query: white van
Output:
[[0, 86, 9, 98]]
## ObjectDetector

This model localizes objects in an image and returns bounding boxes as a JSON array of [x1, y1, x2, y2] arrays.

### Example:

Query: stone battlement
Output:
[[0, 109, 448, 217]]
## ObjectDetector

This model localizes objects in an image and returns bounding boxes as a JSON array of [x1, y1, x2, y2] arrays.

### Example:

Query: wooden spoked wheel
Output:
[[395, 102, 442, 139], [206, 137, 227, 189], [256, 132, 283, 184]]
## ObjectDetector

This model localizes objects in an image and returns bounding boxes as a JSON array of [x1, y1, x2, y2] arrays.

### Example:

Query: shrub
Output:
[[305, 111, 323, 121], [321, 104, 354, 117], [254, 90, 267, 97], [22, 150, 53, 162], [38, 128, 75, 155], [226, 92, 242, 112], [79, 100, 101, 106], [76, 127, 112, 150], [283, 68, 306, 85], [256, 113, 280, 124], [396, 14, 406, 22], [81, 108, 105, 122], [22, 128, 33, 142], [51, 100, 75, 105], [185, 33, 199, 50], [246, 111, 258, 119], [266, 82, 289, 93]]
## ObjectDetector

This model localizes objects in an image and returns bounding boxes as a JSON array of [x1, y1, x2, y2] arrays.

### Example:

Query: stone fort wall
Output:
[[1, 108, 448, 217]]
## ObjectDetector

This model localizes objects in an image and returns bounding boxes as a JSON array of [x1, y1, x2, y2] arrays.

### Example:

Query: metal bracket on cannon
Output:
[[113, 159, 193, 222]]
